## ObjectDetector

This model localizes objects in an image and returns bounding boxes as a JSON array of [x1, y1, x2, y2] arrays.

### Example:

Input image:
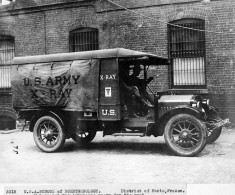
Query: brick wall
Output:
[[0, 0, 234, 124], [0, 94, 16, 130]]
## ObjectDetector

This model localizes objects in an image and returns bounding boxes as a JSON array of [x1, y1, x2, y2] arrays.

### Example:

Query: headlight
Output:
[[191, 101, 201, 109], [197, 101, 200, 108], [202, 99, 210, 106]]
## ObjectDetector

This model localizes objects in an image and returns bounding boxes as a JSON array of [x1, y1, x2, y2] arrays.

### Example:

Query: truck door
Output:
[[98, 58, 121, 120]]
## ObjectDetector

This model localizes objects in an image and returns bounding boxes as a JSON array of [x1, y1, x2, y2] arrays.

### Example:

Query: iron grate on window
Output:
[[0, 35, 14, 93], [168, 19, 206, 88], [69, 28, 98, 52]]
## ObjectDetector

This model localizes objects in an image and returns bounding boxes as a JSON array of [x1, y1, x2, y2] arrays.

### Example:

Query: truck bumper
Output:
[[213, 118, 230, 129]]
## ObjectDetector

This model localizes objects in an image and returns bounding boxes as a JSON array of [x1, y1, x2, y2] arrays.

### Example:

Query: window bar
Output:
[[183, 24, 186, 86], [0, 67, 2, 88], [189, 23, 192, 85], [74, 32, 76, 51], [95, 31, 98, 49], [90, 31, 92, 50], [72, 33, 75, 51], [174, 25, 177, 85], [79, 32, 82, 51], [83, 32, 86, 51], [83, 32, 85, 51], [172, 25, 174, 85], [89, 32, 90, 50], [92, 31, 94, 50], [177, 25, 180, 85], [186, 23, 189, 85], [3, 41, 6, 65], [6, 41, 8, 65], [69, 33, 72, 51], [78, 33, 81, 51], [74, 33, 77, 51], [2, 41, 4, 65], [181, 24, 184, 85], [87, 32, 92, 50], [79, 33, 82, 51], [85, 32, 87, 51], [194, 23, 197, 85], [202, 22, 205, 85], [91, 31, 93, 47], [187, 24, 190, 85], [193, 23, 196, 85], [199, 23, 202, 85], [86, 32, 88, 50], [93, 31, 95, 50], [91, 31, 94, 50], [88, 31, 90, 51], [80, 33, 83, 51], [94, 31, 97, 49]]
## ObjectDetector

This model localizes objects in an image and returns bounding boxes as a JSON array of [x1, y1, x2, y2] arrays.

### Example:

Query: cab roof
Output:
[[12, 48, 169, 65]]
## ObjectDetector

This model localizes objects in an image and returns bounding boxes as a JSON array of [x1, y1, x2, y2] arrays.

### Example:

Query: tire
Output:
[[164, 114, 207, 157], [205, 108, 223, 144], [33, 115, 65, 152], [72, 130, 96, 146], [206, 121, 222, 144]]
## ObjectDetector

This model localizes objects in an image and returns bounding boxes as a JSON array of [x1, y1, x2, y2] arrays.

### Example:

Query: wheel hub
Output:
[[180, 130, 192, 140], [44, 129, 54, 140]]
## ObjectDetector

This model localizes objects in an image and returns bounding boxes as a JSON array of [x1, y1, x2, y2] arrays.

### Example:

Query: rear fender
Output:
[[154, 105, 205, 136], [29, 111, 65, 132]]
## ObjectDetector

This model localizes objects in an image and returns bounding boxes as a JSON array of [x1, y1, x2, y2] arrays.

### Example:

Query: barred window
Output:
[[69, 28, 98, 52], [168, 19, 206, 88], [0, 35, 14, 92]]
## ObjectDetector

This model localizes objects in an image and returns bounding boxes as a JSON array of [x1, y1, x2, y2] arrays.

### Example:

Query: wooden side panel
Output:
[[98, 58, 120, 120]]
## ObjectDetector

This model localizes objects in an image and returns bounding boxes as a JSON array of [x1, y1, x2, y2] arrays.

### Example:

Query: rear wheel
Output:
[[72, 130, 96, 145], [164, 114, 207, 157], [33, 115, 65, 152]]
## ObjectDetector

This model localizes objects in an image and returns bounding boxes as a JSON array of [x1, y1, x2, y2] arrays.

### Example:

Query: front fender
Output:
[[154, 105, 205, 136], [159, 105, 205, 119]]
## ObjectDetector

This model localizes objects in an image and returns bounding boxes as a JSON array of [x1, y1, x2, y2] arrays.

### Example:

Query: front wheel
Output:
[[206, 121, 222, 144], [33, 115, 65, 152], [164, 114, 207, 157], [205, 109, 223, 144]]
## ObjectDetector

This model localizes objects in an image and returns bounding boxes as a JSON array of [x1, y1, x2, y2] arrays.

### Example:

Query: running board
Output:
[[111, 133, 145, 137], [122, 118, 155, 128]]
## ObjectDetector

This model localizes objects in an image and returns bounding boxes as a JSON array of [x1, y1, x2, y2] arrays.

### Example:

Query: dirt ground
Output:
[[0, 127, 235, 184]]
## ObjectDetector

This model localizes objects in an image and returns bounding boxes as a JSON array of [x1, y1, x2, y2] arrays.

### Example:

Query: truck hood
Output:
[[159, 95, 196, 104]]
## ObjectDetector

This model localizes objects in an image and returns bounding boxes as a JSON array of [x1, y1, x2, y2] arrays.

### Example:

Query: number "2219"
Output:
[[6, 190, 16, 194]]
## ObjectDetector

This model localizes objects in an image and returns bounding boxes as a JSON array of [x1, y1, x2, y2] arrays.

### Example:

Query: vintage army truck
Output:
[[11, 48, 229, 156]]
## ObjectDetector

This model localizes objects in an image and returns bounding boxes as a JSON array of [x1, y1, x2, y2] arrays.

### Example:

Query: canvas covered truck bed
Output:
[[11, 57, 99, 112]]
